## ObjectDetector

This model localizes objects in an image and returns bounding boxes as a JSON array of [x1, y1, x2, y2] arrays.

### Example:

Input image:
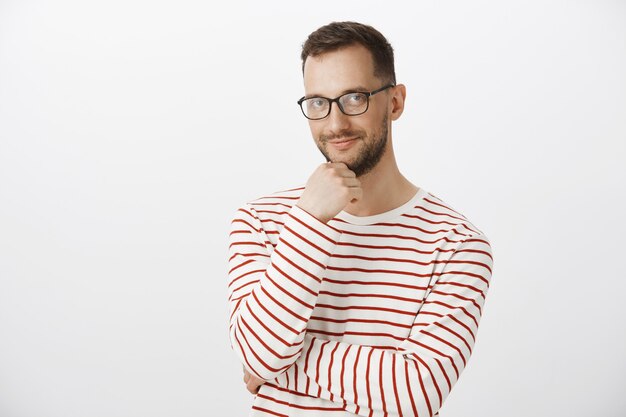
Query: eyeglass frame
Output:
[[297, 84, 396, 120]]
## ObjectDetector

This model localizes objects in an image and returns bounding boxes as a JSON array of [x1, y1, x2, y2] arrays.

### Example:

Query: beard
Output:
[[316, 114, 389, 177]]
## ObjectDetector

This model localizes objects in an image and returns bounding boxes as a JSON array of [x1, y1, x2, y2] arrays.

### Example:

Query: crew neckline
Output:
[[334, 187, 427, 225]]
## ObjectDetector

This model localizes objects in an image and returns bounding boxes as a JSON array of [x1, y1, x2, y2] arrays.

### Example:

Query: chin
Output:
[[329, 156, 355, 168], [326, 147, 358, 164]]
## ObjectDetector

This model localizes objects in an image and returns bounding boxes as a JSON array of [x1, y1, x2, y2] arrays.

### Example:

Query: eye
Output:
[[345, 93, 366, 104], [308, 98, 327, 109]]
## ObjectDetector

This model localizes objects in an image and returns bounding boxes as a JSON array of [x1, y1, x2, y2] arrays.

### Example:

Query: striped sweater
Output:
[[227, 186, 493, 417]]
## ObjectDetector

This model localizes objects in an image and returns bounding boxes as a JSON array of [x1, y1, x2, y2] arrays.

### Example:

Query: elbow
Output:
[[230, 318, 304, 381]]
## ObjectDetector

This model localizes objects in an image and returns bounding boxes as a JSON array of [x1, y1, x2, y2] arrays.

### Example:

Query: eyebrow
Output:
[[304, 86, 370, 99]]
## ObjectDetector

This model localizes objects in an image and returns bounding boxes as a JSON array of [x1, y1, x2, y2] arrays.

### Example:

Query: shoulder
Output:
[[416, 188, 490, 244], [246, 186, 305, 212], [231, 185, 305, 228], [416, 190, 493, 270]]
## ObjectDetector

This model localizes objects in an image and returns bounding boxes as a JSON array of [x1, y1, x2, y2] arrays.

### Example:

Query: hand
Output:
[[297, 162, 362, 223], [243, 367, 265, 395]]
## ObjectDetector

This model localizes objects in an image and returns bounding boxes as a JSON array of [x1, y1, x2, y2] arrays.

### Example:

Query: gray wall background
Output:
[[1, 1, 625, 416]]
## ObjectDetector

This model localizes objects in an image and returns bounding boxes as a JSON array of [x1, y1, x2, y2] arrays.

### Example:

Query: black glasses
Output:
[[297, 84, 395, 120]]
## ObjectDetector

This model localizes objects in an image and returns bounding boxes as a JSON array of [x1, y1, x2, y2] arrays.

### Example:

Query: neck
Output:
[[343, 146, 418, 217]]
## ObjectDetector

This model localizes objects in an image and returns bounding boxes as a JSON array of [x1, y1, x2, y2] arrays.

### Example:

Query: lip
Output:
[[328, 137, 358, 150]]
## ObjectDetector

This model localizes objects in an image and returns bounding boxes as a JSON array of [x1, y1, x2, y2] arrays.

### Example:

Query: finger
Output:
[[243, 373, 250, 384], [337, 167, 357, 178], [349, 187, 363, 203], [341, 177, 361, 187], [247, 381, 260, 395], [327, 163, 356, 177]]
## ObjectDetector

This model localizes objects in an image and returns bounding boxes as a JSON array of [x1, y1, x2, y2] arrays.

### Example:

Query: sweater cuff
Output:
[[286, 204, 342, 253]]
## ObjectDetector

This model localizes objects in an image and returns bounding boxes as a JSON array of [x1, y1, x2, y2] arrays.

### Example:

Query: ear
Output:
[[389, 84, 406, 121]]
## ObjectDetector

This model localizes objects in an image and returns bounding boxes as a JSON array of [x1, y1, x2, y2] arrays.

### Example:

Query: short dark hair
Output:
[[301, 21, 396, 85]]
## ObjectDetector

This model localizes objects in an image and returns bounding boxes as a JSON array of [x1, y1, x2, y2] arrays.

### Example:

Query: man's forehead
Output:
[[303, 45, 377, 96], [303, 44, 374, 74]]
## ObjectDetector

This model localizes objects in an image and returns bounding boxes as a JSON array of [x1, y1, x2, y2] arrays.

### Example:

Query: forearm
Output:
[[228, 204, 342, 380], [276, 335, 451, 417]]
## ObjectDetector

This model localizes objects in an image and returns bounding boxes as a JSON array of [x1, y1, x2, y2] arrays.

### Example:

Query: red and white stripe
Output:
[[228, 187, 493, 417]]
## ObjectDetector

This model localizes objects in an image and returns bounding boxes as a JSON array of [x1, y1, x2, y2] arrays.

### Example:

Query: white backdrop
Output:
[[1, 1, 625, 416]]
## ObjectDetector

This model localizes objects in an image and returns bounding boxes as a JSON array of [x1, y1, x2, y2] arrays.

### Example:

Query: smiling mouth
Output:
[[328, 137, 358, 150]]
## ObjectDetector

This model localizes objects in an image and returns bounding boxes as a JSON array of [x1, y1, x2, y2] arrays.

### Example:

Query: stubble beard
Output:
[[317, 114, 389, 177]]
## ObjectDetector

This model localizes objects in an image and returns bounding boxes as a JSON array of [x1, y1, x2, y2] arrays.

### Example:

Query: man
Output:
[[228, 21, 493, 417]]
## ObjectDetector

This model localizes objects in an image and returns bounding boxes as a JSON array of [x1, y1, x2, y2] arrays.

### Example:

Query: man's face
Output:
[[303, 44, 392, 177]]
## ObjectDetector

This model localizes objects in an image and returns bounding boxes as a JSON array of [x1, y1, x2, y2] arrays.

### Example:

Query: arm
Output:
[[227, 203, 341, 381], [275, 236, 493, 417], [228, 163, 361, 382]]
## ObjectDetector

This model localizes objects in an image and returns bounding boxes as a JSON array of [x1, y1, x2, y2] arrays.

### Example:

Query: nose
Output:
[[325, 101, 351, 136]]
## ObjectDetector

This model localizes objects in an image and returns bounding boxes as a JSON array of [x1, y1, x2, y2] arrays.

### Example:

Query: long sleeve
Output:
[[275, 235, 493, 417], [227, 203, 342, 381]]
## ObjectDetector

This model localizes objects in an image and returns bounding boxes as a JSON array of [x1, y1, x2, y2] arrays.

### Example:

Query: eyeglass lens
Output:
[[302, 92, 368, 119]]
